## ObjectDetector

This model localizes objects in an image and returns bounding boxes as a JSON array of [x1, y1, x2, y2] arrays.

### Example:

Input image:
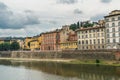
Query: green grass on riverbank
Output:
[[0, 58, 120, 66], [66, 59, 120, 66]]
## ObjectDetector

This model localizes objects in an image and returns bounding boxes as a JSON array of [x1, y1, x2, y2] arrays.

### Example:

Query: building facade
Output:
[[30, 40, 39, 50], [59, 25, 77, 50], [77, 26, 105, 50], [41, 29, 60, 51], [24, 37, 33, 50], [105, 10, 120, 49], [60, 32, 77, 50]]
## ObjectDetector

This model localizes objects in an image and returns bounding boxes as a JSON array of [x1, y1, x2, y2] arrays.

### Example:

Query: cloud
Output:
[[0, 1, 7, 9], [0, 2, 40, 29], [56, 0, 78, 4], [90, 14, 105, 21], [101, 0, 112, 3], [74, 9, 83, 14]]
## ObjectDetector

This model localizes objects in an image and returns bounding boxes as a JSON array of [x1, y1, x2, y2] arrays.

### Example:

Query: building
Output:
[[29, 40, 39, 50], [38, 35, 43, 50], [24, 37, 33, 50], [59, 25, 77, 50], [41, 29, 60, 51], [105, 10, 120, 49], [76, 25, 105, 50], [59, 25, 74, 43], [60, 32, 77, 50]]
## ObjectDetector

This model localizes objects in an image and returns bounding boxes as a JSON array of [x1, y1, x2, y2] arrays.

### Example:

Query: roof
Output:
[[42, 29, 61, 34], [104, 10, 120, 18], [76, 26, 105, 32]]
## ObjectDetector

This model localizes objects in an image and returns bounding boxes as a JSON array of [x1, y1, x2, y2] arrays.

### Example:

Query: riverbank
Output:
[[0, 57, 120, 66]]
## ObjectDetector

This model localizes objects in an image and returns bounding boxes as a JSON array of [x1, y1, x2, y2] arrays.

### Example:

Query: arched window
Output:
[[106, 23, 109, 27], [112, 23, 115, 27], [118, 22, 120, 26], [79, 41, 81, 44]]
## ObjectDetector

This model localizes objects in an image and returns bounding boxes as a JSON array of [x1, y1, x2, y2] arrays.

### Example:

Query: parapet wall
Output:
[[0, 50, 120, 60]]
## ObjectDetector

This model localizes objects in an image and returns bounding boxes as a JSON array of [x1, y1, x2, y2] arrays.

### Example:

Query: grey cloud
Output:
[[101, 0, 112, 3], [74, 9, 83, 14], [57, 0, 78, 4], [0, 2, 40, 29], [0, 2, 7, 9], [90, 14, 105, 21]]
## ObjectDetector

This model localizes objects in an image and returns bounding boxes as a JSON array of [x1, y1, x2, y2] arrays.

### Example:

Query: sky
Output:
[[0, 0, 119, 37]]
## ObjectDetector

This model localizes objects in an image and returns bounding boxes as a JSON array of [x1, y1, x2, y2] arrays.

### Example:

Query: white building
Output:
[[105, 10, 120, 49], [76, 26, 105, 50]]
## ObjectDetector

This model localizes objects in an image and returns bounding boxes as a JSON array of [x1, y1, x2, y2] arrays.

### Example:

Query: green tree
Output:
[[77, 21, 80, 28], [10, 41, 20, 51], [70, 23, 78, 31], [0, 43, 11, 51]]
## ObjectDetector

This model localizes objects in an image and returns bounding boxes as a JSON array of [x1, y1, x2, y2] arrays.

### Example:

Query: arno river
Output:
[[0, 60, 120, 80]]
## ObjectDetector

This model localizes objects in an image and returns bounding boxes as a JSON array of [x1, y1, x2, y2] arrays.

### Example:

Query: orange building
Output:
[[41, 29, 60, 51]]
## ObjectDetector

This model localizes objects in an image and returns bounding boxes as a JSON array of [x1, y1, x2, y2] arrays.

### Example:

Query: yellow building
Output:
[[60, 31, 77, 50], [24, 35, 43, 50], [60, 41, 77, 50], [30, 40, 39, 50], [38, 35, 43, 50], [24, 37, 33, 50], [0, 40, 4, 44]]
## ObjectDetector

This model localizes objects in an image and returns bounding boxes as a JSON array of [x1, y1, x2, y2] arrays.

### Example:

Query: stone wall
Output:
[[0, 50, 120, 60]]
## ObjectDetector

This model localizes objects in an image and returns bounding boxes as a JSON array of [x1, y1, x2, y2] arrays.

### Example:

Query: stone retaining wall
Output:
[[0, 50, 120, 60]]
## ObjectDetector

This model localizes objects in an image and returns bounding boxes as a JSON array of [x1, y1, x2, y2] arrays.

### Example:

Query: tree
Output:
[[70, 23, 78, 31], [77, 21, 80, 28], [10, 41, 20, 51]]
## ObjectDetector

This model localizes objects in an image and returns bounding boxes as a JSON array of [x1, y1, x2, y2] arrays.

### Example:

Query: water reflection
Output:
[[0, 60, 120, 80]]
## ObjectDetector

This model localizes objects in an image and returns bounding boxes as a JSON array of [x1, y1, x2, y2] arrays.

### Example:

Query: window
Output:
[[79, 41, 81, 44], [105, 19, 109, 22], [78, 35, 80, 39], [112, 33, 115, 37], [82, 41, 84, 44], [107, 34, 109, 38], [94, 39, 96, 44], [98, 39, 100, 44], [113, 39, 116, 43], [101, 29, 104, 31], [82, 46, 84, 49], [98, 33, 100, 37], [86, 40, 88, 44], [107, 39, 110, 43], [86, 46, 88, 49], [90, 40, 92, 44], [86, 31, 87, 33], [89, 34, 91, 38], [86, 35, 88, 38], [119, 27, 120, 31], [102, 46, 104, 49], [112, 28, 115, 32], [107, 29, 109, 33], [118, 17, 120, 20], [118, 22, 120, 26], [93, 34, 95, 37], [98, 46, 100, 49], [82, 35, 84, 38], [106, 23, 109, 27], [102, 39, 104, 43], [89, 30, 91, 33], [112, 18, 115, 21], [112, 23, 115, 27]]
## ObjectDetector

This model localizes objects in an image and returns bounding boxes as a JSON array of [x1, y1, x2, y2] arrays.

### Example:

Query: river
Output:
[[0, 60, 120, 80]]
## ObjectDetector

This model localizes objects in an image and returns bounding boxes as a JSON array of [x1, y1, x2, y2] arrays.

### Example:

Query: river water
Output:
[[0, 60, 120, 80]]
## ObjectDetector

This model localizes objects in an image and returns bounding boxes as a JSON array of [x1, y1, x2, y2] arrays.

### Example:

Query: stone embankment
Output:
[[0, 49, 120, 60]]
